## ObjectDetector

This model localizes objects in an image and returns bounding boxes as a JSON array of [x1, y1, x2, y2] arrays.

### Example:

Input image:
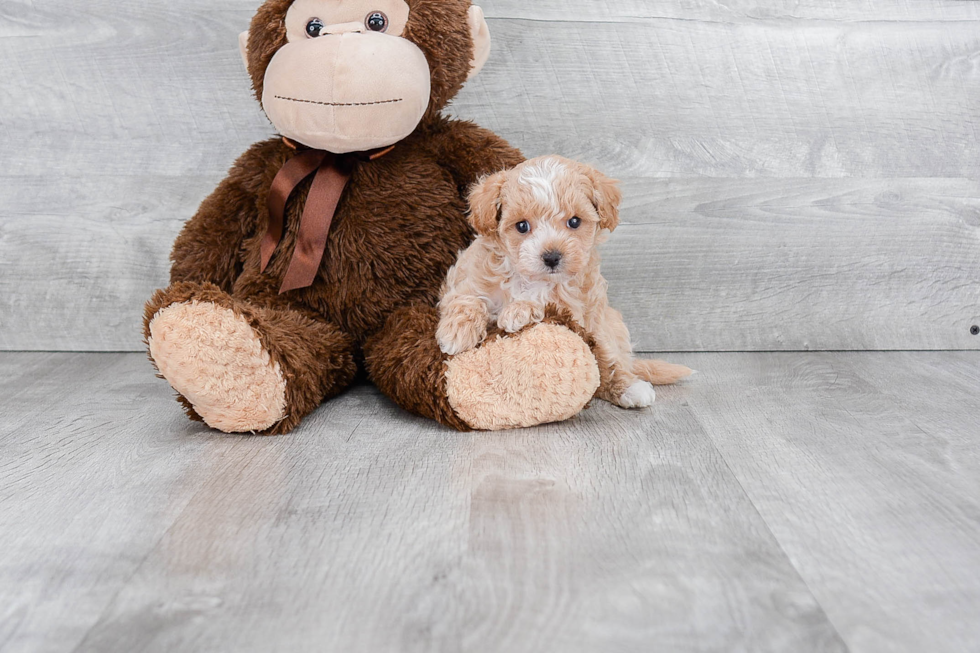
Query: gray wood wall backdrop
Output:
[[1, 0, 978, 352]]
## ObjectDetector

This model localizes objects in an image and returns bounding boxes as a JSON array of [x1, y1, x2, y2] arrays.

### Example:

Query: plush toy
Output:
[[143, 0, 603, 433]]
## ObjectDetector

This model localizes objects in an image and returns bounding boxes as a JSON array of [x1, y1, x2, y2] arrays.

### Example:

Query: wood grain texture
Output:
[[0, 353, 222, 653], [683, 351, 980, 652], [4, 351, 980, 651], [480, 0, 980, 22], [2, 176, 977, 352], [453, 8, 980, 178], [1, 1, 978, 351], [606, 177, 980, 352], [0, 352, 846, 653]]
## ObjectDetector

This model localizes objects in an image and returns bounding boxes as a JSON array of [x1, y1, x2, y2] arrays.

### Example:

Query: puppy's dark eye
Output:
[[365, 11, 388, 31], [516, 221, 530, 234], [567, 217, 582, 229], [306, 18, 324, 37]]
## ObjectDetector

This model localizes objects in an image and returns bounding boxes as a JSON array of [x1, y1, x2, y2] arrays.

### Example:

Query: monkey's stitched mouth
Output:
[[275, 95, 404, 107]]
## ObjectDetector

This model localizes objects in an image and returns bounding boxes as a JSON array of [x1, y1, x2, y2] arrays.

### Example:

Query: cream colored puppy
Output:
[[437, 155, 692, 409]]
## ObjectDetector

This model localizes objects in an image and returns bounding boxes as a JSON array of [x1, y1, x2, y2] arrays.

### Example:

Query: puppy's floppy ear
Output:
[[587, 168, 622, 231], [468, 171, 507, 237]]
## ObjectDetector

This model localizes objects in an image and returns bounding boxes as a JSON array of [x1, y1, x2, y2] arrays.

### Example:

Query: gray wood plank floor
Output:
[[1, 352, 977, 652]]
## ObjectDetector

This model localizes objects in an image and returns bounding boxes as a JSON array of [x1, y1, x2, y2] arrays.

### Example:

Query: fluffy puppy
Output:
[[437, 155, 692, 409]]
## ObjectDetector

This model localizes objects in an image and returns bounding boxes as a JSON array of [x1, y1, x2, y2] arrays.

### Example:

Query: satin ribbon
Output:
[[260, 141, 394, 294]]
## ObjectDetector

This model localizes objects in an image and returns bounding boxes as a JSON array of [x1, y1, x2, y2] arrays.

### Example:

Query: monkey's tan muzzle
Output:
[[262, 31, 431, 154]]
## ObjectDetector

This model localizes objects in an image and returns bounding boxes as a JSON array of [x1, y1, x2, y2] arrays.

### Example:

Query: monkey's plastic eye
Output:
[[365, 11, 388, 32], [306, 18, 324, 38], [567, 217, 582, 229], [516, 221, 530, 234]]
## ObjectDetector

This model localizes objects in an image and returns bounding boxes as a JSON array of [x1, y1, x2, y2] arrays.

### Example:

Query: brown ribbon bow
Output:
[[260, 141, 394, 294]]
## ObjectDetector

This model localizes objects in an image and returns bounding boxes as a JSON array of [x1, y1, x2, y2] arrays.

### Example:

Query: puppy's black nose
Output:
[[543, 250, 562, 270]]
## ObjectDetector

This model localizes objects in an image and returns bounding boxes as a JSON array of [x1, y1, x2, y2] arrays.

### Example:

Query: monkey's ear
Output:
[[587, 168, 622, 232], [467, 6, 492, 80], [238, 31, 250, 70], [468, 171, 507, 237]]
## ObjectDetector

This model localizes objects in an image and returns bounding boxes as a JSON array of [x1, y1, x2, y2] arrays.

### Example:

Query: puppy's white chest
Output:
[[489, 276, 555, 317], [513, 278, 555, 306]]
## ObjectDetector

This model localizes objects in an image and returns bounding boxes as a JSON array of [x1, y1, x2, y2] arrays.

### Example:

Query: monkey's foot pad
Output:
[[445, 322, 601, 430], [148, 301, 287, 433]]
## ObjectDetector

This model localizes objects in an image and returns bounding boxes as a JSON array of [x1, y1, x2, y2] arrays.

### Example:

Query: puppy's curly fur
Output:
[[437, 156, 692, 408]]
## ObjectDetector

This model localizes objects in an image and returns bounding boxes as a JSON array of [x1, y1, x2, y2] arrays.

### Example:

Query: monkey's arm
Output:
[[428, 119, 525, 192], [169, 142, 275, 290]]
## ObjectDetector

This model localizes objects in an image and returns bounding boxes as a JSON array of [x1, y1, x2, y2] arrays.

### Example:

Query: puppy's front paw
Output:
[[497, 301, 545, 333], [617, 380, 656, 409], [437, 311, 488, 356]]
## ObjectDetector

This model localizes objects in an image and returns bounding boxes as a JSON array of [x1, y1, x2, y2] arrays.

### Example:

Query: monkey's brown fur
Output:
[[146, 0, 586, 433]]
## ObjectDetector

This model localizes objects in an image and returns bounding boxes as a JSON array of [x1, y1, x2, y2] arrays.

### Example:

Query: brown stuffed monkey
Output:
[[143, 0, 602, 434]]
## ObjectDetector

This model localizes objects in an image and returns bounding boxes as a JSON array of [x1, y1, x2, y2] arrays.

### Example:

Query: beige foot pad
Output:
[[148, 301, 287, 433], [445, 323, 600, 431]]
